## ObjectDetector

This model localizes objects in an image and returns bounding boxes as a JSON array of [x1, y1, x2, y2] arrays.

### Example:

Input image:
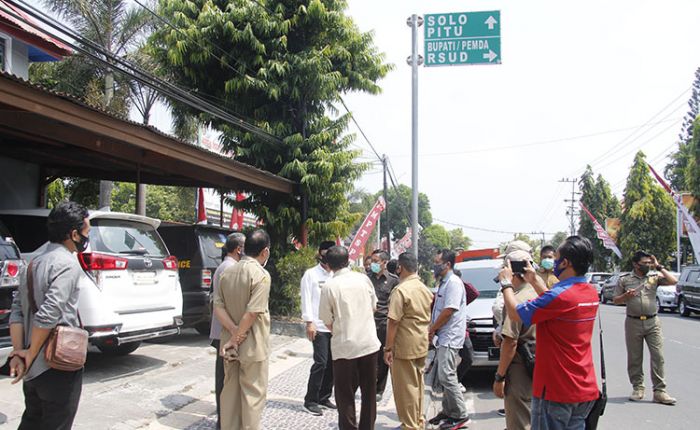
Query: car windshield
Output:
[[90, 219, 168, 257], [0, 240, 20, 260], [458, 267, 500, 298], [198, 230, 228, 267], [591, 274, 611, 283]]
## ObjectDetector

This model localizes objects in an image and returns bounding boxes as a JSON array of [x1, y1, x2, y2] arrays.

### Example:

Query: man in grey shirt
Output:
[[9, 201, 90, 430], [209, 232, 245, 429], [428, 249, 469, 429]]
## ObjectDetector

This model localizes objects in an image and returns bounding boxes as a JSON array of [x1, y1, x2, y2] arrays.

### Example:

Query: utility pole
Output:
[[407, 14, 423, 257], [559, 178, 580, 236], [531, 231, 546, 248], [382, 154, 390, 255]]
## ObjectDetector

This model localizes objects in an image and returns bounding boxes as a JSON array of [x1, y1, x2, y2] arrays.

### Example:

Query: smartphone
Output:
[[510, 261, 527, 274]]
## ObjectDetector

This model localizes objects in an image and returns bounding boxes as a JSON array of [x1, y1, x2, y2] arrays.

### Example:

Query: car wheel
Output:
[[195, 322, 211, 336], [97, 341, 142, 356], [679, 297, 691, 317]]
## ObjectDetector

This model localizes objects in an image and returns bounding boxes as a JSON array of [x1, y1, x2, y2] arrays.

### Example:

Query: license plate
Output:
[[132, 271, 157, 284], [488, 347, 500, 360]]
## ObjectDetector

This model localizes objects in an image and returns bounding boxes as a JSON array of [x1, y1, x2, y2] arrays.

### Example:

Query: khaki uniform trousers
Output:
[[504, 361, 532, 430], [390, 356, 426, 430], [625, 316, 666, 392], [220, 359, 269, 430]]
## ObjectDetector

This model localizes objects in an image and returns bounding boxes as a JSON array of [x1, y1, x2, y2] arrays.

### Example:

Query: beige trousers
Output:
[[625, 316, 666, 392], [220, 359, 269, 430], [390, 356, 426, 430], [504, 361, 532, 430]]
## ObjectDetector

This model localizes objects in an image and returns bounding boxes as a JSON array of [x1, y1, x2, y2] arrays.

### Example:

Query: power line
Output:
[[435, 218, 558, 236], [392, 117, 681, 158], [339, 97, 383, 163], [7, 0, 283, 145]]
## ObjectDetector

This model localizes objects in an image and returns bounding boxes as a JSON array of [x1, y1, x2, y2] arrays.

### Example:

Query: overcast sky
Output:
[[340, 0, 700, 248]]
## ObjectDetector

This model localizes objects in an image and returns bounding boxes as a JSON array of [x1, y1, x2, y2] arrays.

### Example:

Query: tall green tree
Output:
[[111, 182, 195, 222], [686, 119, 700, 217], [448, 228, 471, 251], [619, 151, 676, 268], [549, 231, 568, 250], [578, 165, 622, 271], [665, 67, 700, 191], [422, 224, 451, 250], [32, 0, 154, 208], [150, 0, 391, 251], [376, 184, 432, 239]]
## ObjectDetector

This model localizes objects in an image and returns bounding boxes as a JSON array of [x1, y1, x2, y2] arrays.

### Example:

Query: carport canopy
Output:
[[0, 72, 295, 195]]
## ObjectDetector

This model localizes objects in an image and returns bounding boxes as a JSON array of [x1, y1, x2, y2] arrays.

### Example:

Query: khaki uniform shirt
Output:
[[614, 272, 659, 317], [537, 269, 559, 288], [213, 256, 271, 363], [387, 274, 433, 360], [501, 283, 538, 363], [319, 267, 381, 360]]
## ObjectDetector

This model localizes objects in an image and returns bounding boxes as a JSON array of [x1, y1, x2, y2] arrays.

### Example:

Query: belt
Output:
[[627, 314, 657, 320]]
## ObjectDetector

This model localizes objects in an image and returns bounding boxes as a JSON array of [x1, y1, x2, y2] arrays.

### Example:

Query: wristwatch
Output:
[[494, 372, 506, 382], [500, 280, 513, 291]]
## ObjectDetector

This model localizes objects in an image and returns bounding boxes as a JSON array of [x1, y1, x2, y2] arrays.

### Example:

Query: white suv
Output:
[[0, 210, 183, 356]]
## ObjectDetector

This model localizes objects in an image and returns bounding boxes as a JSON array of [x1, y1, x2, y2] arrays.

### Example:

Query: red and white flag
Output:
[[647, 163, 700, 263], [392, 228, 413, 258], [348, 197, 386, 260], [195, 188, 207, 224], [229, 192, 246, 230], [579, 202, 622, 259]]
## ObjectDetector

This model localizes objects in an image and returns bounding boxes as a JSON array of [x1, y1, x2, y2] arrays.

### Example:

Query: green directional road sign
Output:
[[424, 10, 501, 67]]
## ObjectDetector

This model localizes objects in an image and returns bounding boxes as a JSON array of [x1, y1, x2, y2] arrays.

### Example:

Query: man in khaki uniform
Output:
[[383, 252, 433, 430], [493, 250, 538, 430], [613, 250, 677, 405], [213, 230, 272, 429], [536, 245, 559, 288]]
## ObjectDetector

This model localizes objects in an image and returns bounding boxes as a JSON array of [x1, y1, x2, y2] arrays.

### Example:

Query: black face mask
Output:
[[73, 232, 89, 253], [638, 264, 651, 275]]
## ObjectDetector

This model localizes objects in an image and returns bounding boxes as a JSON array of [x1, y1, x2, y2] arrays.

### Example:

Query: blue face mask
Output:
[[553, 258, 565, 277], [370, 262, 382, 274], [540, 258, 555, 271]]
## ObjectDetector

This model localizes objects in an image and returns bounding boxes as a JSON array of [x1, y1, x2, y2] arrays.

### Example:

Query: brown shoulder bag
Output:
[[27, 261, 88, 371]]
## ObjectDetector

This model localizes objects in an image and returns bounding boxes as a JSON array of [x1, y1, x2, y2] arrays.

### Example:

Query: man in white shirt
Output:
[[301, 241, 336, 416], [209, 232, 245, 429], [320, 246, 381, 430]]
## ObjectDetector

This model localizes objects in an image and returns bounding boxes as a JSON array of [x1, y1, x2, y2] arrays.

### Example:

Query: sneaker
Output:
[[319, 399, 337, 410], [653, 391, 677, 405], [629, 388, 645, 401], [303, 403, 323, 416], [439, 416, 470, 430], [429, 412, 449, 425], [496, 408, 506, 416]]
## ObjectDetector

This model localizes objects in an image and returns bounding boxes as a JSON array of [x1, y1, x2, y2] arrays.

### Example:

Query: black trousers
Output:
[[19, 368, 83, 430], [211, 339, 224, 429], [457, 336, 474, 387], [333, 351, 377, 430], [304, 332, 334, 406], [376, 322, 389, 395]]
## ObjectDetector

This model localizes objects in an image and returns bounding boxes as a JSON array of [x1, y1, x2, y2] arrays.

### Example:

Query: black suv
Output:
[[158, 224, 232, 335], [1, 221, 23, 368], [677, 265, 700, 317]]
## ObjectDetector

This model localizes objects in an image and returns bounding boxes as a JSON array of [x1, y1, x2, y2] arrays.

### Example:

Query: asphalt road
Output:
[[462, 304, 700, 430], [0, 306, 698, 430]]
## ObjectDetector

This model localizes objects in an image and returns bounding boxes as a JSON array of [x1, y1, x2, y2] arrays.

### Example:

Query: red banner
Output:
[[392, 228, 413, 257], [348, 197, 386, 260], [579, 202, 622, 259]]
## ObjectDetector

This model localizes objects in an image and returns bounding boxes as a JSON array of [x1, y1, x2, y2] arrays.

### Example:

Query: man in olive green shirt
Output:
[[213, 230, 272, 429], [493, 250, 538, 430], [613, 250, 677, 405], [384, 252, 433, 430]]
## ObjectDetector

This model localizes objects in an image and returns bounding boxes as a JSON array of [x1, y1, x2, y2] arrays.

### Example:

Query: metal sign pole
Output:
[[408, 14, 423, 257]]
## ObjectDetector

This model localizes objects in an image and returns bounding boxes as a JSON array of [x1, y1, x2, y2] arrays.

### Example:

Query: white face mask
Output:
[[262, 248, 270, 267]]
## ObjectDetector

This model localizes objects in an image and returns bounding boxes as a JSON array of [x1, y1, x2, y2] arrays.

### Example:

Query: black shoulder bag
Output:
[[585, 311, 607, 430]]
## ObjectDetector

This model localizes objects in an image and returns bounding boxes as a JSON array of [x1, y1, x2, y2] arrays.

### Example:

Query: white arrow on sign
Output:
[[483, 50, 498, 62], [485, 16, 498, 30]]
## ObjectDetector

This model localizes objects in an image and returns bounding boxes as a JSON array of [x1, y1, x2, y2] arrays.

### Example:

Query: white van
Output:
[[454, 258, 503, 368], [0, 209, 183, 356]]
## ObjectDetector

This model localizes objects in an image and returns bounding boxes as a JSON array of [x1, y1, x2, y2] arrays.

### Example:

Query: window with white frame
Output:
[[0, 37, 6, 72]]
